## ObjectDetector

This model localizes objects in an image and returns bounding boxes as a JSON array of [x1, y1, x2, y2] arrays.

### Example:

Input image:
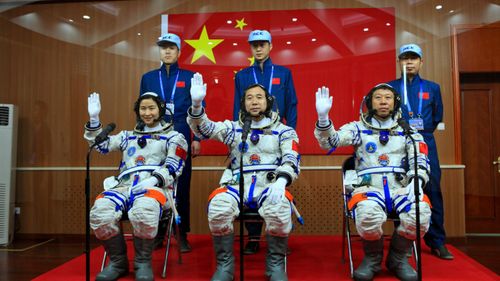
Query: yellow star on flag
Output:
[[185, 25, 224, 64], [248, 56, 255, 66], [235, 18, 247, 30]]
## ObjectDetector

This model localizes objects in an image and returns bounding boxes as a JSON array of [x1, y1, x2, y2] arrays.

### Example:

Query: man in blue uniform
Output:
[[233, 29, 298, 255], [140, 33, 201, 253], [387, 43, 453, 260]]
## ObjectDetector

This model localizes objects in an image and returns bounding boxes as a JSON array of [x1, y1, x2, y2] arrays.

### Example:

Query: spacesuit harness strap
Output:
[[117, 165, 160, 180], [357, 166, 406, 176], [232, 164, 279, 174]]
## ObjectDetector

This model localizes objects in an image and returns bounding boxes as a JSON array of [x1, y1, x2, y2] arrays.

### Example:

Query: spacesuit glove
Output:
[[315, 86, 332, 127], [405, 178, 424, 203], [132, 177, 158, 194], [190, 72, 206, 109], [87, 92, 101, 128], [267, 177, 288, 204]]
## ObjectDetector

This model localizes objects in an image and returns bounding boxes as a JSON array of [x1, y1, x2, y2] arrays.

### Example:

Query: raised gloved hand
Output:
[[190, 72, 206, 108], [405, 178, 424, 203], [267, 177, 288, 204], [87, 92, 101, 127], [132, 176, 158, 194], [315, 86, 332, 126]]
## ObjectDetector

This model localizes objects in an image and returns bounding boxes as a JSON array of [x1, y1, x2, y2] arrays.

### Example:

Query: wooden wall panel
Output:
[[2, 0, 492, 236], [456, 24, 500, 72], [15, 167, 464, 237]]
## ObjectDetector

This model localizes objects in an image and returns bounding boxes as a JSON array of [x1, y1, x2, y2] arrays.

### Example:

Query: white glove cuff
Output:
[[191, 105, 203, 115], [89, 117, 100, 128], [274, 177, 288, 189], [317, 117, 330, 127]]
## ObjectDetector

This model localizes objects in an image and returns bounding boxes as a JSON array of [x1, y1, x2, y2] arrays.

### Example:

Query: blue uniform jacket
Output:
[[388, 74, 443, 135], [140, 62, 199, 143], [233, 58, 298, 129]]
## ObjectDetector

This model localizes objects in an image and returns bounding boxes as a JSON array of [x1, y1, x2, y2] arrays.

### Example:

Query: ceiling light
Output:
[[435, 5, 443, 10], [386, 22, 391, 26], [233, 42, 238, 46], [286, 41, 291, 45], [311, 38, 317, 42], [226, 20, 232, 24], [137, 32, 141, 36], [82, 15, 91, 20], [363, 27, 369, 32], [68, 19, 74, 22], [292, 18, 298, 22], [449, 10, 455, 13]]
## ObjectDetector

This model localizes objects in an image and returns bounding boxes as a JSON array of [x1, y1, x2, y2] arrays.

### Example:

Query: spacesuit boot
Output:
[[96, 233, 129, 281], [353, 238, 384, 281], [133, 237, 154, 281], [211, 234, 235, 281], [265, 235, 288, 281], [386, 233, 417, 281]]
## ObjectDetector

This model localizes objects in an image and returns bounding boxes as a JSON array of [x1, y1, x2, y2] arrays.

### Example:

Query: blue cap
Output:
[[399, 43, 422, 58], [157, 33, 181, 50], [248, 30, 272, 43]]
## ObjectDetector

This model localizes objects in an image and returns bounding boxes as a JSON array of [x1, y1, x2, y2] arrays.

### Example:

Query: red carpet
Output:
[[32, 235, 499, 280]]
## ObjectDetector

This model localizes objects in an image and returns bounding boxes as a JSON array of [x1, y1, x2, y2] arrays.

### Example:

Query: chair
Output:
[[340, 156, 418, 279], [101, 196, 182, 279]]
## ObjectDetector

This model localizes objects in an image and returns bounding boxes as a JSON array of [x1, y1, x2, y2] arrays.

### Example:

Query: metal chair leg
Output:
[[101, 249, 108, 271]]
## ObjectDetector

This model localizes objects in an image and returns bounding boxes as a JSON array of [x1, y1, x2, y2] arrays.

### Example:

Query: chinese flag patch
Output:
[[175, 146, 187, 160], [419, 142, 428, 155], [292, 140, 299, 152], [176, 81, 186, 88], [272, 77, 281, 85], [420, 92, 429, 100]]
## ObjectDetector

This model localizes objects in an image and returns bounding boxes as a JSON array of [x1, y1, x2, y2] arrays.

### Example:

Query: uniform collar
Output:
[[253, 57, 273, 69], [161, 62, 180, 75], [404, 73, 421, 85]]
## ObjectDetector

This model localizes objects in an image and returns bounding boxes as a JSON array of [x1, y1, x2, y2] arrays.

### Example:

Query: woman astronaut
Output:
[[84, 92, 187, 281]]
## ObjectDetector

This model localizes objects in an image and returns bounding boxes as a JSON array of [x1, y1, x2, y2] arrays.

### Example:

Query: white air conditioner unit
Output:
[[0, 104, 18, 246]]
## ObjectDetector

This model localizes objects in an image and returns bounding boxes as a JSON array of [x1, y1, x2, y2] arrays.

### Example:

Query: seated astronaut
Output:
[[186, 73, 300, 281], [314, 83, 432, 281], [84, 92, 187, 281]]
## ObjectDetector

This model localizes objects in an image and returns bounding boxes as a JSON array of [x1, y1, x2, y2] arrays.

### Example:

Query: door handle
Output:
[[494, 156, 500, 173]]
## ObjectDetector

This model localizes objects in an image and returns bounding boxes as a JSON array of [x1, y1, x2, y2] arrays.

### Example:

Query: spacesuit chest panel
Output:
[[357, 132, 407, 170], [231, 131, 281, 168], [122, 134, 168, 168]]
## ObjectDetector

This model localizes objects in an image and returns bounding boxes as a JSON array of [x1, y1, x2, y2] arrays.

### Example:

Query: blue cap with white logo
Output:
[[248, 30, 272, 43], [398, 43, 422, 58], [157, 33, 181, 50]]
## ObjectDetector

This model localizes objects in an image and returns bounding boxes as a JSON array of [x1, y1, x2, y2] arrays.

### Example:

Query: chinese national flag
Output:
[[166, 8, 395, 155]]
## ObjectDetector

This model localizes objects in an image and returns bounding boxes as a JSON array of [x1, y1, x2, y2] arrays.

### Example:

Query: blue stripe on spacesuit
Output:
[[382, 176, 393, 213], [102, 191, 127, 212], [394, 195, 412, 214], [247, 175, 258, 209], [126, 135, 168, 141], [196, 124, 212, 139], [364, 192, 386, 211]]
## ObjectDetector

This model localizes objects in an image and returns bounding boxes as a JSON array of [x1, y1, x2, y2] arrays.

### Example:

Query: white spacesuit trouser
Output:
[[353, 189, 431, 241], [208, 190, 292, 237], [90, 186, 169, 240]]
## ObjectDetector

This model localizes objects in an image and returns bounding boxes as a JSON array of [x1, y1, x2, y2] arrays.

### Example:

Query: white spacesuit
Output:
[[85, 120, 187, 240], [187, 73, 299, 281], [314, 84, 431, 281], [85, 92, 187, 281], [189, 110, 299, 236]]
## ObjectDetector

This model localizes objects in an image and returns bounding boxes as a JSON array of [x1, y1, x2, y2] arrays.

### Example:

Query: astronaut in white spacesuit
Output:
[[314, 84, 432, 281], [84, 92, 188, 281], [187, 73, 299, 281]]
